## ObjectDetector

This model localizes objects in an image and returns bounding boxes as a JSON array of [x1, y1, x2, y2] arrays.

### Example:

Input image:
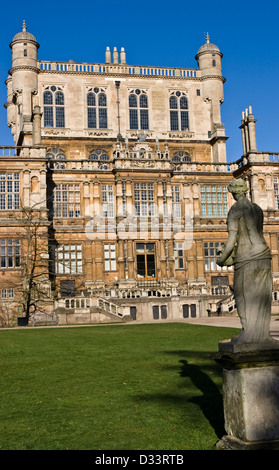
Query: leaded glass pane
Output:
[[169, 96, 178, 109], [129, 94, 137, 107], [88, 108, 97, 128], [140, 95, 148, 108], [87, 92, 96, 106], [43, 91, 53, 105], [129, 109, 138, 129], [55, 91, 64, 105], [44, 107, 53, 127], [99, 108, 107, 129], [140, 109, 149, 130], [56, 107, 65, 128], [170, 111, 179, 130]]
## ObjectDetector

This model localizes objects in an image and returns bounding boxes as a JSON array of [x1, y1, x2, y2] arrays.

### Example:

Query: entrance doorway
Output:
[[130, 306, 137, 320], [136, 243, 156, 279]]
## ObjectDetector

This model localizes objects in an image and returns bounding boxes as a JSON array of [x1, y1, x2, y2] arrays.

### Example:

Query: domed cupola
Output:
[[10, 20, 39, 47], [195, 33, 223, 77]]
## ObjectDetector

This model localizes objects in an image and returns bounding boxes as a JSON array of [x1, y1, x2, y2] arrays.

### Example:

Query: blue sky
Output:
[[0, 0, 278, 162]]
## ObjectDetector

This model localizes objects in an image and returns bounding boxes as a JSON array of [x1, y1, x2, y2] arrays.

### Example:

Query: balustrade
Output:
[[39, 60, 200, 78]]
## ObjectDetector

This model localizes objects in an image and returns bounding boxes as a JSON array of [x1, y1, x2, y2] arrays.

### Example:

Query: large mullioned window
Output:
[[54, 184, 81, 218], [87, 88, 107, 129], [51, 244, 82, 274], [169, 91, 189, 131], [0, 173, 20, 210], [43, 86, 65, 128], [104, 244, 116, 271], [200, 185, 228, 217], [134, 183, 154, 216], [0, 239, 21, 268], [129, 90, 149, 130], [204, 242, 232, 272]]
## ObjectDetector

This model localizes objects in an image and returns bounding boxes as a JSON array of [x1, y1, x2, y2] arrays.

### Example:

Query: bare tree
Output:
[[6, 202, 52, 325]]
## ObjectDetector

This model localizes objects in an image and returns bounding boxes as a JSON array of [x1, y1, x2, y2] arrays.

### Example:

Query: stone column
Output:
[[127, 240, 134, 279], [117, 239, 125, 280], [32, 105, 42, 146], [84, 241, 93, 282]]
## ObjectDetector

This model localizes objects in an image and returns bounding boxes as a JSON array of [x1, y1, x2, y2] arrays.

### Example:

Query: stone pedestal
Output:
[[213, 348, 279, 450]]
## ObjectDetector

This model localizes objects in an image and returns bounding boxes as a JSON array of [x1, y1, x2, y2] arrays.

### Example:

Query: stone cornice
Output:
[[9, 65, 40, 75]]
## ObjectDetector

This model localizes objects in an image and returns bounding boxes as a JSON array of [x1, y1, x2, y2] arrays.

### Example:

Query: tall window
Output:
[[200, 185, 228, 217], [54, 184, 81, 218], [0, 173, 20, 210], [134, 183, 154, 216], [204, 242, 232, 272], [172, 185, 181, 218], [122, 182, 127, 216], [51, 244, 82, 274], [102, 185, 114, 218], [274, 177, 279, 209], [87, 88, 107, 129], [174, 242, 184, 269], [0, 239, 21, 268], [43, 86, 65, 128], [129, 90, 149, 130], [136, 243, 155, 278], [104, 244, 116, 271], [169, 91, 189, 131]]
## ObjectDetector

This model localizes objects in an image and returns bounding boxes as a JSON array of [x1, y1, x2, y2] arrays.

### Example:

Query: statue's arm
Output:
[[217, 230, 237, 266]]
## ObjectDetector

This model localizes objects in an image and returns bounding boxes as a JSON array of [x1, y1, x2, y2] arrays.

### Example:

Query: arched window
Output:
[[172, 151, 191, 171], [46, 148, 66, 169], [89, 149, 109, 161], [89, 149, 110, 170], [129, 90, 149, 130], [43, 86, 65, 128], [87, 88, 107, 129], [169, 91, 189, 131]]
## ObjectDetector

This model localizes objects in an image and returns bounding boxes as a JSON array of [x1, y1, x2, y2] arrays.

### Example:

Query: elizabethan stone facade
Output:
[[1, 22, 279, 325]]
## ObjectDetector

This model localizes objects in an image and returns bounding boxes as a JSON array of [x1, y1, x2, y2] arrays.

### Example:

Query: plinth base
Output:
[[217, 435, 279, 450], [212, 349, 279, 449], [219, 336, 279, 353]]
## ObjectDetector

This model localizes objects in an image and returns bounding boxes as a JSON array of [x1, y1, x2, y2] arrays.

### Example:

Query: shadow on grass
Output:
[[136, 350, 225, 441], [179, 358, 225, 439]]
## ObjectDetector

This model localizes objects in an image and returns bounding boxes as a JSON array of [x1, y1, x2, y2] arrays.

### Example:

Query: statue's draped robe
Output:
[[228, 198, 272, 343]]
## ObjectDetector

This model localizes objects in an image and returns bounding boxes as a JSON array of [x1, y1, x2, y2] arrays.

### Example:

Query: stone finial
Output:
[[22, 20, 27, 32], [206, 32, 210, 43]]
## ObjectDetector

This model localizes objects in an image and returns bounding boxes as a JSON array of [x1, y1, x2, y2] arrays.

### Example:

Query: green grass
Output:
[[0, 322, 239, 450]]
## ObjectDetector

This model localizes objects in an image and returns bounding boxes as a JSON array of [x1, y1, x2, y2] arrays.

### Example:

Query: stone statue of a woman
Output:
[[217, 178, 279, 351]]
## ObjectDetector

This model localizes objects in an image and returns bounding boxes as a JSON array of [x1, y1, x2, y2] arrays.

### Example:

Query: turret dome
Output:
[[10, 21, 39, 47], [196, 33, 221, 56]]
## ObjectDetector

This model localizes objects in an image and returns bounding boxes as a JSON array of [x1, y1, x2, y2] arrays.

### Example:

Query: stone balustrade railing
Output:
[[38, 60, 200, 78], [0, 146, 46, 158]]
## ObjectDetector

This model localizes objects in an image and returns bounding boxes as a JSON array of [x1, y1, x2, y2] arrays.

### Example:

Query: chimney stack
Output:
[[240, 105, 258, 155], [113, 47, 119, 64], [120, 47, 126, 64], [105, 47, 111, 64]]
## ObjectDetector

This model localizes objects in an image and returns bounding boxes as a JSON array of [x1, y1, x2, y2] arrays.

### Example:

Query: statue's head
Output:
[[228, 178, 248, 196]]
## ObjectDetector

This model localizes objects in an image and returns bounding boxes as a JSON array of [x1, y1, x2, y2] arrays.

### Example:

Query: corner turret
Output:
[[196, 34, 227, 163], [8, 21, 40, 146]]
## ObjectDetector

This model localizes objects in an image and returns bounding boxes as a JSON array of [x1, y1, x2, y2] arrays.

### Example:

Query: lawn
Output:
[[0, 322, 239, 450]]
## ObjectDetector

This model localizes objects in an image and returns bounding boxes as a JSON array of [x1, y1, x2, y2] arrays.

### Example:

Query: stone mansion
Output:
[[1, 22, 279, 324]]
